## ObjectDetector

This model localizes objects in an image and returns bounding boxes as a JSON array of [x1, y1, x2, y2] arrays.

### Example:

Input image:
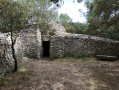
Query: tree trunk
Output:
[[10, 31, 18, 72]]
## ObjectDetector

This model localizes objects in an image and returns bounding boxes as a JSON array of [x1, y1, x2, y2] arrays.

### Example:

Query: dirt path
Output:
[[0, 58, 119, 90]]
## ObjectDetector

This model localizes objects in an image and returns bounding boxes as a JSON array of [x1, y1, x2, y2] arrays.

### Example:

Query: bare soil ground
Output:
[[0, 58, 119, 90]]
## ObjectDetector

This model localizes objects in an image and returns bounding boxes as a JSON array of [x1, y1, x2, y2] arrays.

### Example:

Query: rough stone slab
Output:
[[96, 55, 118, 60]]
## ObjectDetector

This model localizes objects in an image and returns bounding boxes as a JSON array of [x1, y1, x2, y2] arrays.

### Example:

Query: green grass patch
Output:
[[0, 79, 5, 86], [60, 55, 92, 61], [50, 57, 56, 60], [18, 66, 29, 72], [0, 66, 33, 87]]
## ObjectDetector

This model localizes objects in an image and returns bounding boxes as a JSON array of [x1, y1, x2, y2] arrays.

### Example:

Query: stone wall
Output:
[[48, 22, 67, 36], [0, 25, 119, 81], [50, 34, 119, 58], [0, 28, 42, 81], [15, 28, 42, 60], [0, 32, 15, 81]]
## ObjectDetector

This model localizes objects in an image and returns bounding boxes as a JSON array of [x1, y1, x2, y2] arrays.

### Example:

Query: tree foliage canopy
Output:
[[85, 0, 119, 40], [0, 0, 28, 33], [0, 0, 119, 40], [0, 0, 59, 34], [21, 0, 59, 35], [58, 13, 72, 26]]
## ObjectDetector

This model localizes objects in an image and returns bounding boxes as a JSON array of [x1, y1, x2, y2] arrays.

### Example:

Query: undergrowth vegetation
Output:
[[0, 65, 33, 87], [61, 55, 93, 61]]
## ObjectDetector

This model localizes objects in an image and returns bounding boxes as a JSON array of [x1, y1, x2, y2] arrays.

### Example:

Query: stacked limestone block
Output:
[[0, 32, 15, 81], [48, 22, 67, 36], [50, 34, 119, 58], [0, 28, 42, 81], [18, 29, 42, 59], [14, 36, 23, 61]]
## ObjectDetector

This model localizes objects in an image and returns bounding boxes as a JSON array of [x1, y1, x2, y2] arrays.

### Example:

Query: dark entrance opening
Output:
[[42, 41, 50, 57]]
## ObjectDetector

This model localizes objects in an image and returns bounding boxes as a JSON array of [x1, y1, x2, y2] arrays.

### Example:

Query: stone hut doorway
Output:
[[42, 41, 50, 57]]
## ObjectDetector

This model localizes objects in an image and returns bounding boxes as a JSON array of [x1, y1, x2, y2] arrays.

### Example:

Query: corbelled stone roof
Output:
[[48, 22, 66, 36]]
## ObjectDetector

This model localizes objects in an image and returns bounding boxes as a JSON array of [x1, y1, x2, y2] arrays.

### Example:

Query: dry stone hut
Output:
[[39, 23, 119, 58], [1, 22, 119, 60], [0, 23, 119, 80]]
